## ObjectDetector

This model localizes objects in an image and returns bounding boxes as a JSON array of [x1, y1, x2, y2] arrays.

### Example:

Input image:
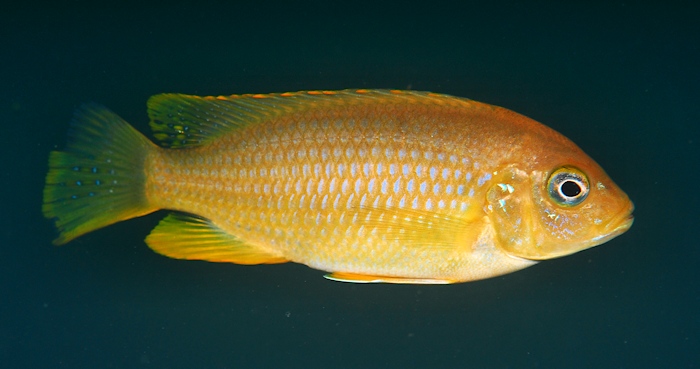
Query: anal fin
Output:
[[145, 213, 287, 265], [324, 272, 455, 284]]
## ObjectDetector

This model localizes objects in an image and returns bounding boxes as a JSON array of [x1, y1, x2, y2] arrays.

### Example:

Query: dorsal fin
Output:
[[146, 89, 473, 148]]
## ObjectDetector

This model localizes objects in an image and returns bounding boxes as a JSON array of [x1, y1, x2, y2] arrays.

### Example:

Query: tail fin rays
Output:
[[43, 104, 158, 245]]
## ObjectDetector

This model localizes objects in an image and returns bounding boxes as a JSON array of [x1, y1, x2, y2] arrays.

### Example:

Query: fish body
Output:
[[43, 89, 634, 284]]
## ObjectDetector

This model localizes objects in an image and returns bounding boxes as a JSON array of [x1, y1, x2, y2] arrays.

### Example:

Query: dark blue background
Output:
[[2, 1, 698, 368]]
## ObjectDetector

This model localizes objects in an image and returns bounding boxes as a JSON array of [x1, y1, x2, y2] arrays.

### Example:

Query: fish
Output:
[[43, 89, 634, 284]]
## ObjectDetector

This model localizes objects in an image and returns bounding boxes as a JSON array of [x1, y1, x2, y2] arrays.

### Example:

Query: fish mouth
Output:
[[590, 208, 635, 246], [517, 205, 635, 261], [609, 214, 634, 236], [610, 201, 635, 234]]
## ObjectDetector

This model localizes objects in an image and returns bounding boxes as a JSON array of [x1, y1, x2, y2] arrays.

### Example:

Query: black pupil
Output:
[[561, 180, 582, 197]]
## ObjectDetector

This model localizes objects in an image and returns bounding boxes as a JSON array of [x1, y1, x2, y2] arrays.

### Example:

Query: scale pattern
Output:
[[145, 93, 529, 280]]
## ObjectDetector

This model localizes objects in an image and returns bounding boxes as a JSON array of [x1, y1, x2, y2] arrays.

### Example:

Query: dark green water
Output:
[[2, 2, 698, 368]]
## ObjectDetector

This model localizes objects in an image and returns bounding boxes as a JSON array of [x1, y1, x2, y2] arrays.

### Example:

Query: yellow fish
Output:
[[43, 89, 634, 284]]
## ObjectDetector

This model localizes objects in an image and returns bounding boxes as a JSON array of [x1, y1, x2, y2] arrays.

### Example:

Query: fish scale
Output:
[[146, 100, 515, 279], [43, 89, 634, 284]]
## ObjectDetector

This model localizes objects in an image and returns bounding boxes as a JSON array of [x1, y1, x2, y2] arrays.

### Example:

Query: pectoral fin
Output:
[[146, 213, 287, 265], [354, 205, 484, 250], [324, 272, 455, 284]]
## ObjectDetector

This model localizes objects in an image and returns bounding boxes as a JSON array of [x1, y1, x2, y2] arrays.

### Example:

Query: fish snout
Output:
[[604, 201, 635, 237]]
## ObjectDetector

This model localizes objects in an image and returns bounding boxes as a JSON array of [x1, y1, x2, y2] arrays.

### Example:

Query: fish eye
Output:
[[547, 167, 589, 206]]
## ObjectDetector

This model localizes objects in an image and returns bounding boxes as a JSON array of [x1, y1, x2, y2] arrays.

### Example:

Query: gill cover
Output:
[[486, 167, 538, 259], [487, 166, 603, 260]]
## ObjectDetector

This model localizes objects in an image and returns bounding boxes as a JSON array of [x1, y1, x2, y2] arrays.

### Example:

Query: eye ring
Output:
[[547, 167, 589, 206]]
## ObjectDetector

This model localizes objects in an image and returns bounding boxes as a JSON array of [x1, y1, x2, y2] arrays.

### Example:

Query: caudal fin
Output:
[[43, 104, 159, 245]]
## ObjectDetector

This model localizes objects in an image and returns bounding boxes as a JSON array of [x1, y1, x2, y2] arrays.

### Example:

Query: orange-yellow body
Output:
[[43, 89, 634, 284]]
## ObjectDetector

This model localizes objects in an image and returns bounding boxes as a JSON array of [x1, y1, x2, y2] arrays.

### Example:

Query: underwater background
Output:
[[2, 1, 698, 368]]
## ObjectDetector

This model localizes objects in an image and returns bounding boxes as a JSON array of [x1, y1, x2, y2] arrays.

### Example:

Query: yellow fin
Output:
[[324, 272, 455, 284], [146, 89, 473, 148], [145, 213, 287, 265], [354, 206, 484, 250], [43, 104, 158, 245], [147, 93, 275, 148]]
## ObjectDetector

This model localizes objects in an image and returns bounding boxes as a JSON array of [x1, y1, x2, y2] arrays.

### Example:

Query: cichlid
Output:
[[43, 89, 634, 284]]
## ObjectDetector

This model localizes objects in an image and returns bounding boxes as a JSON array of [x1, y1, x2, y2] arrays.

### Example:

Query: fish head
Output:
[[486, 159, 634, 261]]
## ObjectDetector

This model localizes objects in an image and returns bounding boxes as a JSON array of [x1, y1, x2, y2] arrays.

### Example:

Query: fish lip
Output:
[[610, 202, 635, 233], [591, 210, 634, 245], [611, 214, 634, 234]]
